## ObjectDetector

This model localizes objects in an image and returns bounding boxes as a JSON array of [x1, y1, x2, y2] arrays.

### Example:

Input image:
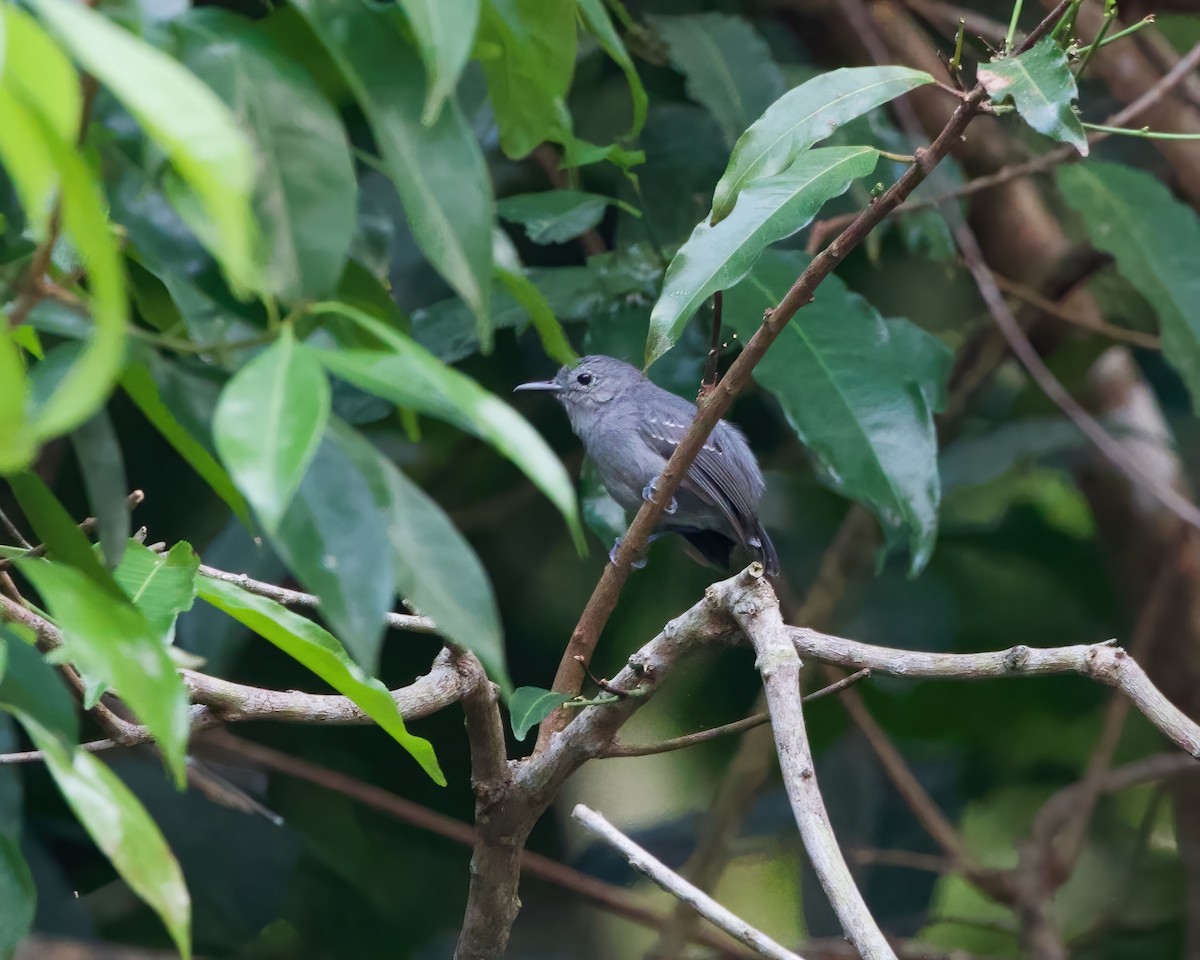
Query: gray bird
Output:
[[515, 355, 779, 576]]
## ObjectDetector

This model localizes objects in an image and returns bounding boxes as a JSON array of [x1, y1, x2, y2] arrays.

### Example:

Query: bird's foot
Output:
[[609, 537, 648, 570], [642, 480, 677, 515]]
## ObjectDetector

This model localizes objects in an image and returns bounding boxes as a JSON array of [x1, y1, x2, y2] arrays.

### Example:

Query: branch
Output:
[[718, 566, 896, 960], [572, 804, 806, 960]]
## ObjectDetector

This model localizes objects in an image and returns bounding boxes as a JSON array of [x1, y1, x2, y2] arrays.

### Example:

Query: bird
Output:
[[515, 355, 779, 576]]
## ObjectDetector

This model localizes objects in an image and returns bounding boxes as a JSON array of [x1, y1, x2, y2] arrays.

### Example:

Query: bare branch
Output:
[[573, 804, 807, 960]]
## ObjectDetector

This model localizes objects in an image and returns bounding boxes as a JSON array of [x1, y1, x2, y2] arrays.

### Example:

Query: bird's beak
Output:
[[513, 380, 563, 394]]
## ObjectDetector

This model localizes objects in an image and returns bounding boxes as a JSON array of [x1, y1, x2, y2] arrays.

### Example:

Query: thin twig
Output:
[[0, 491, 146, 571], [573, 804, 806, 960], [602, 668, 871, 759]]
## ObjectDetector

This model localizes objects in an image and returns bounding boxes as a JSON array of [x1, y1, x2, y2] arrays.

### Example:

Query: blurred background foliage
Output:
[[2, 0, 1200, 956]]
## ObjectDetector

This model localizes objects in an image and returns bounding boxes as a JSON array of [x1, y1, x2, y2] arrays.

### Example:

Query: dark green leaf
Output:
[[120, 361, 251, 526], [69, 411, 129, 570], [17, 560, 190, 785], [112, 541, 199, 642], [312, 303, 584, 549], [0, 626, 78, 743], [398, 0, 481, 124], [711, 66, 934, 223], [978, 38, 1086, 156], [580, 459, 625, 549], [497, 190, 615, 245], [646, 146, 879, 367], [294, 0, 493, 339], [509, 686, 572, 741], [647, 12, 784, 148], [724, 249, 952, 572], [333, 421, 510, 693], [477, 0, 576, 158], [8, 711, 192, 959], [196, 574, 445, 784], [269, 425, 395, 674], [7, 471, 121, 598], [0, 836, 34, 956], [28, 0, 259, 294], [213, 329, 330, 534], [179, 11, 357, 301], [1057, 162, 1200, 413], [577, 0, 647, 137]]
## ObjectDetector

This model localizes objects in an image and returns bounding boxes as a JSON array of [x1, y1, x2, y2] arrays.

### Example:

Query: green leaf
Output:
[[0, 835, 34, 957], [120, 360, 251, 526], [1057, 162, 1200, 414], [267, 425, 395, 673], [645, 146, 879, 367], [17, 560, 190, 785], [178, 11, 357, 301], [7, 711, 191, 959], [0, 325, 33, 474], [113, 541, 199, 642], [724, 249, 952, 572], [0, 626, 78, 743], [577, 0, 647, 137], [497, 190, 617, 245], [69, 411, 129, 571], [312, 303, 585, 550], [334, 421, 510, 694], [647, 12, 784, 148], [0, 74, 130, 444], [29, 0, 258, 294], [477, 0, 577, 159], [398, 0, 481, 124], [294, 0, 493, 340], [196, 575, 445, 784], [710, 66, 935, 224], [213, 329, 330, 535], [978, 37, 1087, 156], [509, 686, 572, 741], [495, 266, 579, 366], [6, 471, 120, 598]]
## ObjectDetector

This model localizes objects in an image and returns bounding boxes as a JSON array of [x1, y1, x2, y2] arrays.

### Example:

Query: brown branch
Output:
[[0, 491, 146, 571]]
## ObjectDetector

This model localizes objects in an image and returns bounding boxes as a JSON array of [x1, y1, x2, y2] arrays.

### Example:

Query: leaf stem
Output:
[[1005, 0, 1024, 51], [951, 18, 966, 74], [878, 149, 917, 163], [1082, 122, 1200, 140], [1074, 9, 1116, 79]]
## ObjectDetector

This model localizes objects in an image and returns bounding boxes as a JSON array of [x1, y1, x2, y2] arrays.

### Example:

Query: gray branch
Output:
[[573, 803, 806, 960]]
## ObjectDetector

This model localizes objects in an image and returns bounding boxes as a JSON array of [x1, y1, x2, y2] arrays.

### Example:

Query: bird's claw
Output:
[[609, 537, 648, 570], [642, 480, 677, 515]]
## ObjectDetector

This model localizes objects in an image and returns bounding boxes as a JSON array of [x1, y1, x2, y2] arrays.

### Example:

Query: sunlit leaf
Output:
[[1058, 162, 1200, 413], [30, 0, 257, 292], [711, 66, 934, 223], [294, 0, 493, 340], [213, 329, 330, 534], [179, 11, 357, 301], [17, 560, 190, 785], [6, 711, 192, 959], [509, 686, 572, 741], [196, 575, 445, 784], [724, 249, 952, 572], [311, 303, 585, 550], [477, 0, 576, 159], [647, 12, 784, 148], [979, 37, 1086, 156], [0, 325, 33, 473], [646, 146, 879, 367]]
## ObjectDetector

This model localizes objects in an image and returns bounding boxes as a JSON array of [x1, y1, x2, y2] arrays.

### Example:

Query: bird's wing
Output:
[[637, 409, 764, 543]]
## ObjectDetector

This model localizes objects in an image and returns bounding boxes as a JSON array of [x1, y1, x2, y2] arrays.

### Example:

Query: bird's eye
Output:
[[576, 372, 593, 386]]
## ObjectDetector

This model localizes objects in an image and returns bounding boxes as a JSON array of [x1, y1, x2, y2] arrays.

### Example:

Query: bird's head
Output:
[[514, 355, 645, 417]]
